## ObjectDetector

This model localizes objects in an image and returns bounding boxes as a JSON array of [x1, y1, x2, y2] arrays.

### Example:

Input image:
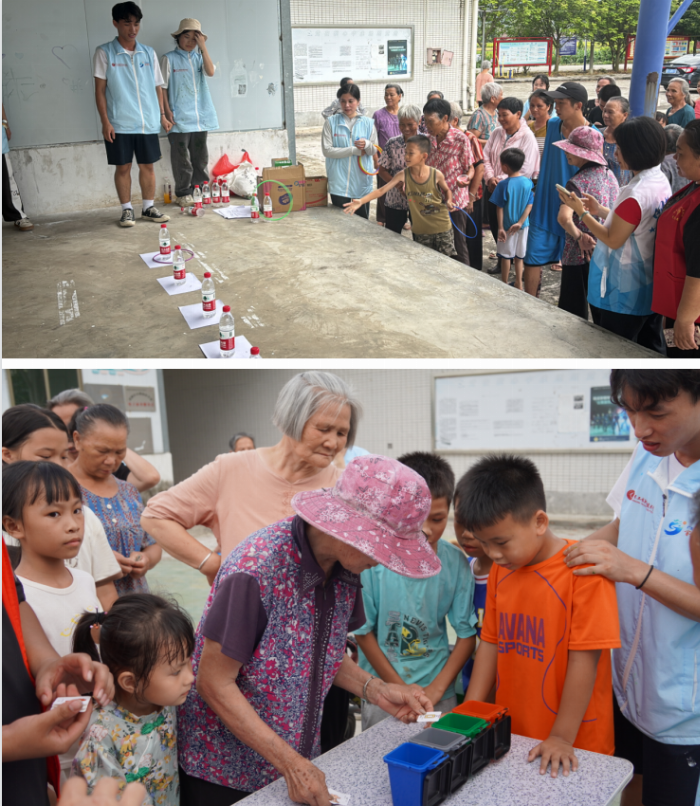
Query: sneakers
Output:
[[119, 208, 135, 227], [14, 218, 34, 231], [175, 194, 194, 206], [141, 206, 170, 223]]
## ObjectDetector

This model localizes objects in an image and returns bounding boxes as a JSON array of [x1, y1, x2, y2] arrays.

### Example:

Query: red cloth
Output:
[[614, 197, 642, 226], [426, 126, 474, 208]]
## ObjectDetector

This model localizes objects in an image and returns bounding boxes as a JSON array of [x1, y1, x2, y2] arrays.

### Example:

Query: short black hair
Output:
[[683, 120, 700, 158], [337, 83, 361, 102], [112, 2, 142, 22], [423, 98, 451, 121], [529, 90, 553, 111], [497, 97, 524, 116], [340, 77, 353, 87], [406, 134, 431, 156], [398, 452, 455, 502], [3, 461, 82, 523], [454, 455, 546, 532], [599, 84, 622, 105], [500, 147, 525, 172], [656, 111, 668, 125], [229, 432, 255, 451], [610, 370, 700, 410], [531, 74, 550, 90], [2, 404, 68, 451], [73, 593, 194, 691], [71, 403, 129, 438], [385, 83, 404, 97], [613, 117, 666, 172]]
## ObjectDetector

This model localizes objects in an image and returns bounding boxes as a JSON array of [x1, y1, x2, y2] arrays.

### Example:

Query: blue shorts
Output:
[[523, 223, 564, 267]]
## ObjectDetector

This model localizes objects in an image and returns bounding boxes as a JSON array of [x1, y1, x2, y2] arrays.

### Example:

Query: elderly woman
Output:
[[467, 82, 502, 145], [585, 75, 617, 127], [666, 79, 695, 128], [176, 455, 437, 805], [660, 124, 686, 193], [377, 104, 420, 234], [418, 90, 444, 135], [228, 432, 255, 452], [601, 96, 631, 187], [373, 83, 404, 226], [652, 120, 700, 356]]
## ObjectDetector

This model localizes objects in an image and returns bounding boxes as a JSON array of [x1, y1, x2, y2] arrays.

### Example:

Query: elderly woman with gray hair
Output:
[[467, 82, 503, 145], [666, 78, 695, 128], [378, 104, 421, 233]]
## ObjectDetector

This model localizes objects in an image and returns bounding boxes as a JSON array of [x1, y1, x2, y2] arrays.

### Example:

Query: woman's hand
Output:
[[487, 177, 499, 193], [373, 681, 433, 723], [582, 192, 602, 217], [127, 551, 149, 578], [35, 653, 114, 709], [354, 139, 366, 151], [2, 698, 92, 762], [527, 734, 578, 778], [113, 550, 134, 578], [557, 187, 585, 217], [59, 776, 147, 806], [674, 319, 699, 352], [579, 232, 596, 260], [564, 539, 648, 586], [281, 755, 333, 806], [456, 175, 470, 188]]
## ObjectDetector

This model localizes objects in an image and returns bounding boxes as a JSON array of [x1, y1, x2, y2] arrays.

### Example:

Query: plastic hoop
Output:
[[357, 145, 383, 177], [152, 248, 195, 264], [256, 180, 294, 222], [449, 206, 479, 239]]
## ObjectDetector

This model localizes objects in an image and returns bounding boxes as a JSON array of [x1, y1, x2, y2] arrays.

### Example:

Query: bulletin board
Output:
[[493, 38, 552, 72], [434, 370, 636, 452], [291, 27, 413, 85]]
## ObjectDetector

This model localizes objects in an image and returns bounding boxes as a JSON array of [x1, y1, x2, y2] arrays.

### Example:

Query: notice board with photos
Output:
[[291, 27, 413, 85], [434, 370, 636, 452]]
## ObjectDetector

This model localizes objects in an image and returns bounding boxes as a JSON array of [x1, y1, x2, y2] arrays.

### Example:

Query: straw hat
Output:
[[171, 18, 208, 41]]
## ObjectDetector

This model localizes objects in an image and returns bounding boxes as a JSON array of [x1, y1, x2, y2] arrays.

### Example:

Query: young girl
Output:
[[71, 594, 195, 806]]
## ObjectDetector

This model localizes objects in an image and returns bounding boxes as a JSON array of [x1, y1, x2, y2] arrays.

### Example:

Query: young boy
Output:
[[489, 147, 534, 289], [355, 452, 477, 729], [345, 135, 458, 257], [94, 2, 172, 227], [461, 455, 620, 777], [453, 479, 493, 693]]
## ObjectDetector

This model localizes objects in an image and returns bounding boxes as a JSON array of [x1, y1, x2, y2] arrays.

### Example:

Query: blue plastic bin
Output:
[[383, 743, 448, 806]]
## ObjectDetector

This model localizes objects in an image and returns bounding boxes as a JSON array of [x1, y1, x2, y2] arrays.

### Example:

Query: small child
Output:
[[72, 593, 195, 805], [452, 479, 493, 694], [489, 147, 534, 289], [345, 135, 458, 257], [461, 455, 620, 777], [355, 452, 477, 730]]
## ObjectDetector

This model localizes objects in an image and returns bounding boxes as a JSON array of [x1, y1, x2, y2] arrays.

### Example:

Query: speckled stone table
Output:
[[241, 718, 634, 806]]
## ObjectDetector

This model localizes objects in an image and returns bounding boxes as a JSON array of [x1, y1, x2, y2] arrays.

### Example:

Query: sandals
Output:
[[14, 218, 33, 231]]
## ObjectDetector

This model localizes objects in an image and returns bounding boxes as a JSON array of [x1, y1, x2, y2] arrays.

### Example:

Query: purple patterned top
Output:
[[177, 516, 363, 793], [373, 107, 401, 149], [379, 135, 409, 211], [562, 163, 620, 266]]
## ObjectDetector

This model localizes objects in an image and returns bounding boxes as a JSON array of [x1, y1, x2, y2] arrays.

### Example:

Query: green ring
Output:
[[255, 180, 294, 222]]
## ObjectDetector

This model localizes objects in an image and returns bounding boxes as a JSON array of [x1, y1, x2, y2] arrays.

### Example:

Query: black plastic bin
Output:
[[422, 754, 452, 806], [409, 727, 473, 793], [490, 713, 512, 760]]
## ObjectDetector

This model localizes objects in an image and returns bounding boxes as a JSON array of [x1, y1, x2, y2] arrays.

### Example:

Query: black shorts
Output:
[[613, 697, 700, 806], [104, 133, 161, 166]]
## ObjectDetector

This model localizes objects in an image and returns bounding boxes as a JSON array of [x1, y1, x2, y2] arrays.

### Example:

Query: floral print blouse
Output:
[[71, 702, 179, 806], [562, 163, 620, 266], [379, 135, 409, 210]]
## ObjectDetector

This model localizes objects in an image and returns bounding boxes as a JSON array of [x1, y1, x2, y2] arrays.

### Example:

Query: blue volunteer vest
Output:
[[325, 113, 375, 199], [98, 38, 161, 135], [614, 446, 700, 743], [163, 48, 218, 133]]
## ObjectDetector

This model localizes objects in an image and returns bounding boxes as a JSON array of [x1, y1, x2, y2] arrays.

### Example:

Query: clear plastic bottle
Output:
[[221, 179, 230, 204], [211, 179, 220, 206], [250, 194, 260, 223], [193, 185, 202, 209], [263, 190, 273, 218], [250, 346, 261, 359], [181, 205, 205, 217], [159, 223, 171, 256], [202, 180, 211, 206], [202, 271, 216, 318], [163, 181, 171, 205], [172, 245, 186, 286], [219, 305, 235, 358]]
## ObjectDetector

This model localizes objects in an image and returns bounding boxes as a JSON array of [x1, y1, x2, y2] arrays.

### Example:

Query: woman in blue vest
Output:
[[322, 84, 378, 219], [565, 370, 700, 806], [161, 19, 219, 206]]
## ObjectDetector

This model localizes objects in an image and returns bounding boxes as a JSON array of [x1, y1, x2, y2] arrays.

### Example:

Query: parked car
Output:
[[661, 54, 700, 91]]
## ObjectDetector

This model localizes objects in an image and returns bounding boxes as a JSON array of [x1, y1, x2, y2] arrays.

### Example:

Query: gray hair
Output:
[[229, 432, 255, 451], [481, 81, 503, 103], [664, 123, 684, 153], [597, 75, 617, 87], [481, 60, 491, 70], [449, 101, 463, 123], [427, 90, 444, 101], [272, 372, 362, 447], [47, 388, 94, 409], [606, 96, 630, 115], [668, 78, 692, 107], [398, 104, 422, 122]]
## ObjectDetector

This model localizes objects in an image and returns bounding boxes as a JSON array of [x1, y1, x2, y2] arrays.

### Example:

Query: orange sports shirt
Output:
[[480, 539, 621, 755]]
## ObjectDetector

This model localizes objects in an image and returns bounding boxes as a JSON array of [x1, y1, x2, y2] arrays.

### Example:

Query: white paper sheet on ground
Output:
[[215, 205, 252, 219], [140, 250, 173, 269], [157, 273, 202, 296], [178, 299, 224, 329], [328, 791, 351, 806], [199, 335, 254, 359]]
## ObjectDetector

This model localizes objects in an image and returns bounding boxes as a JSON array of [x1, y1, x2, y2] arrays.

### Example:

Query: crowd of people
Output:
[[3, 369, 700, 806]]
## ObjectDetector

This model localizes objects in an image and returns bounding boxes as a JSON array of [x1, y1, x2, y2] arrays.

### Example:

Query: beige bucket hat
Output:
[[171, 18, 208, 40]]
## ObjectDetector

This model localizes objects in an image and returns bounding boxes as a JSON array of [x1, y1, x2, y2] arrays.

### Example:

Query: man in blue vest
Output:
[[94, 2, 172, 227], [566, 370, 700, 806]]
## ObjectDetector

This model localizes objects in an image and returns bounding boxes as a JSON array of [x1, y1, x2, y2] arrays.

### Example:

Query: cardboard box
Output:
[[258, 164, 306, 213], [304, 175, 328, 207]]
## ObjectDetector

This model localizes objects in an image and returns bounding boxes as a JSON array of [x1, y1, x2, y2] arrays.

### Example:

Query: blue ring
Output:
[[449, 206, 479, 239]]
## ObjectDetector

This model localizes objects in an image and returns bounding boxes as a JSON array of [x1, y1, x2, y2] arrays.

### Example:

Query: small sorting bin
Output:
[[409, 727, 473, 793], [434, 713, 490, 775], [383, 743, 449, 806], [453, 701, 512, 760]]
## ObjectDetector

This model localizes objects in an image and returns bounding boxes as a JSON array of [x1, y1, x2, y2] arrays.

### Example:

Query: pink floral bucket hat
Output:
[[552, 125, 607, 167], [292, 455, 441, 579]]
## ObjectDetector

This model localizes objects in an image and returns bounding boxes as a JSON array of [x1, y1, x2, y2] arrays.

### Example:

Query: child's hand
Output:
[[422, 682, 446, 709], [497, 228, 506, 243], [343, 200, 360, 215], [527, 735, 579, 778], [446, 200, 456, 211], [508, 222, 522, 235], [194, 31, 207, 50]]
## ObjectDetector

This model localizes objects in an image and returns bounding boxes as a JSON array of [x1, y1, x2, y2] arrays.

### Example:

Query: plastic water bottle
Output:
[[263, 189, 273, 218], [193, 185, 202, 209], [159, 223, 171, 256], [219, 305, 235, 358], [172, 245, 186, 286], [202, 181, 211, 206], [202, 271, 216, 318], [181, 205, 204, 217], [250, 194, 260, 223], [221, 179, 230, 204], [250, 346, 261, 359], [163, 181, 171, 204], [211, 179, 221, 206]]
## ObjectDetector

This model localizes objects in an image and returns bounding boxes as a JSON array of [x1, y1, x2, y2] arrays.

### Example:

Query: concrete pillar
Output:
[[629, 0, 673, 118]]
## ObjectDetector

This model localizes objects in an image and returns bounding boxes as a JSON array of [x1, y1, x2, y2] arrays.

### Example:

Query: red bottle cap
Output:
[[195, 184, 200, 187], [174, 244, 181, 249], [204, 272, 211, 278], [251, 346, 260, 355], [223, 305, 231, 312], [161, 223, 166, 228]]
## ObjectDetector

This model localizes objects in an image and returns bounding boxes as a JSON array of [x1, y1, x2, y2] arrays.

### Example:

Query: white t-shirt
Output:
[[3, 506, 120, 584], [606, 443, 686, 518], [93, 47, 165, 85], [17, 568, 102, 657]]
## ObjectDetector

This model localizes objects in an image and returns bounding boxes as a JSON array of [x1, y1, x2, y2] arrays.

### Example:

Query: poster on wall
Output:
[[497, 39, 550, 66], [388, 40, 408, 75], [589, 387, 631, 443]]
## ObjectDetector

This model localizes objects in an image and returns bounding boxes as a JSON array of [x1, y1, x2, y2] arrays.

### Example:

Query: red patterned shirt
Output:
[[427, 127, 474, 209]]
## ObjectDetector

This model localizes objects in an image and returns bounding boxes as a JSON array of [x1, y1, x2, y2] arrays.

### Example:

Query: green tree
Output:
[[587, 0, 641, 71]]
